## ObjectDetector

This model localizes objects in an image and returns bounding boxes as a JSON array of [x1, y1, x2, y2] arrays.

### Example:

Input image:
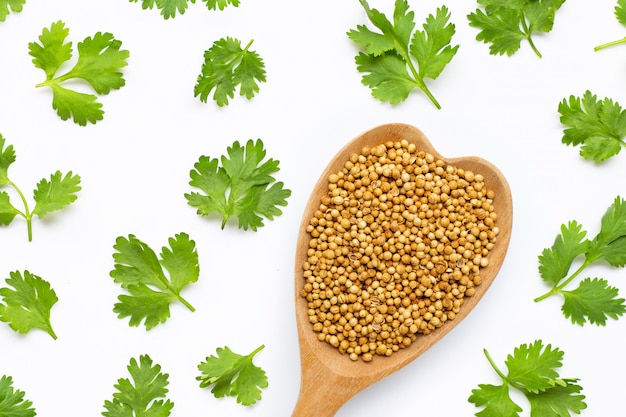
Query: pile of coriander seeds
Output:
[[300, 140, 500, 362]]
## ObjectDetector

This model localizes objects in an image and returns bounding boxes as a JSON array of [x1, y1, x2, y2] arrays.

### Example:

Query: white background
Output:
[[0, 0, 624, 416]]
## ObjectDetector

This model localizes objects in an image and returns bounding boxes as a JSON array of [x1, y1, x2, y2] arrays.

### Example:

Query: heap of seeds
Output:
[[300, 139, 499, 362]]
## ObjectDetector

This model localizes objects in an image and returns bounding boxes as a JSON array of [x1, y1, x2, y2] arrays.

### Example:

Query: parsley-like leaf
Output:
[[194, 37, 266, 107], [347, 0, 458, 109], [0, 0, 24, 22], [0, 134, 81, 241], [29, 21, 129, 126], [129, 0, 239, 19], [197, 344, 268, 406], [535, 196, 626, 325], [0, 270, 58, 339], [186, 139, 291, 231], [468, 0, 566, 58], [561, 277, 626, 325], [0, 375, 36, 417], [102, 354, 174, 417], [469, 340, 587, 417], [558, 90, 626, 162], [110, 232, 199, 330], [595, 0, 626, 51]]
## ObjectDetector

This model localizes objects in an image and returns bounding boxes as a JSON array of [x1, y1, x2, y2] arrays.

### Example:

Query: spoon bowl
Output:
[[292, 123, 512, 417]]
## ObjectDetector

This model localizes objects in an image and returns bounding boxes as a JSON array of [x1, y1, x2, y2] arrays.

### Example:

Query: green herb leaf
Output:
[[102, 354, 174, 417], [0, 135, 80, 241], [347, 0, 458, 109], [32, 171, 81, 218], [561, 277, 626, 325], [129, 0, 239, 18], [29, 21, 129, 125], [538, 221, 589, 285], [0, 375, 36, 417], [0, 0, 25, 22], [469, 340, 587, 417], [0, 270, 58, 339], [468, 0, 566, 58], [110, 233, 199, 330], [197, 345, 268, 406], [186, 139, 291, 231], [558, 90, 626, 162], [535, 196, 626, 325], [194, 37, 266, 107]]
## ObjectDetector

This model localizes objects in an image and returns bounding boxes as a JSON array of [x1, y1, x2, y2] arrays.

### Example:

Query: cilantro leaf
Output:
[[535, 196, 626, 325], [0, 270, 58, 339], [129, 0, 239, 19], [469, 341, 586, 417], [0, 375, 36, 417], [468, 0, 566, 58], [32, 170, 81, 218], [185, 139, 291, 231], [103, 354, 174, 417], [0, 134, 81, 241], [526, 379, 587, 417], [29, 21, 129, 126], [0, 0, 24, 22], [561, 277, 626, 325], [194, 37, 266, 107], [347, 0, 458, 109], [110, 233, 199, 330], [197, 344, 268, 406], [595, 0, 626, 51], [558, 90, 626, 162], [538, 221, 589, 285], [468, 383, 522, 417]]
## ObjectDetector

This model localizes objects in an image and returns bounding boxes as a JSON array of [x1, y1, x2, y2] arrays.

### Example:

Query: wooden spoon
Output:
[[292, 123, 513, 417]]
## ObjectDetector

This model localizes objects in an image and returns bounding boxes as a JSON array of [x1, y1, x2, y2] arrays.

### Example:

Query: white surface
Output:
[[0, 0, 624, 416]]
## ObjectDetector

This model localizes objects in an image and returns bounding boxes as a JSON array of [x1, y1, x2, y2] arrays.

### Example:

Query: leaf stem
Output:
[[594, 37, 626, 51], [534, 260, 590, 302], [8, 180, 33, 241], [483, 348, 506, 380], [520, 13, 542, 58], [176, 293, 195, 312], [401, 50, 441, 109]]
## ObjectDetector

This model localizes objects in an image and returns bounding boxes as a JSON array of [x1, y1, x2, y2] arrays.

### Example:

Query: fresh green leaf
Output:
[[561, 277, 626, 325], [102, 354, 174, 417], [535, 196, 626, 325], [0, 375, 36, 417], [197, 344, 268, 405], [194, 37, 266, 107], [32, 170, 81, 218], [185, 139, 291, 231], [538, 221, 589, 285], [29, 21, 129, 125], [110, 232, 199, 330], [595, 0, 626, 51], [587, 195, 626, 265], [469, 340, 586, 417], [347, 0, 458, 109], [0, 270, 58, 339], [0, 134, 80, 241], [129, 0, 239, 19], [0, 0, 25, 22], [468, 0, 566, 58], [558, 90, 626, 162], [0, 134, 16, 186]]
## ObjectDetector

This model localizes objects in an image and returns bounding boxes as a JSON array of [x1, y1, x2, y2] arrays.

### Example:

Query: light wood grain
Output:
[[292, 123, 513, 417]]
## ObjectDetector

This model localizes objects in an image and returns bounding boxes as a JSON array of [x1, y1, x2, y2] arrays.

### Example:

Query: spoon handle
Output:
[[291, 365, 353, 417]]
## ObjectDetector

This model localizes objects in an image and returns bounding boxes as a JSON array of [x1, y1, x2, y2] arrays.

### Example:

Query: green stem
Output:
[[248, 344, 265, 359], [176, 293, 195, 312], [520, 14, 542, 58], [594, 37, 626, 51], [484, 348, 507, 380], [401, 51, 441, 109], [533, 261, 590, 302], [8, 180, 32, 241]]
